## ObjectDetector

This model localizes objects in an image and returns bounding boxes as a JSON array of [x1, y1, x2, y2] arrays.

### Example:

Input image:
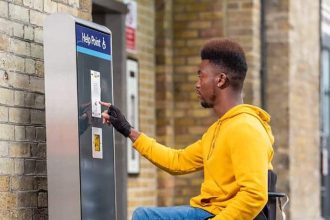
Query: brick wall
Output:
[[127, 0, 157, 219], [225, 0, 261, 105], [0, 0, 90, 219]]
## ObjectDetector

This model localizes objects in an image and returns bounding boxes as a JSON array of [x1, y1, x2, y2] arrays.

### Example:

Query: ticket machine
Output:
[[44, 14, 116, 220]]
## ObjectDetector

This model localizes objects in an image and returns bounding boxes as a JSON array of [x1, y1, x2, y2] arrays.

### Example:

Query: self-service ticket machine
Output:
[[44, 14, 117, 220]]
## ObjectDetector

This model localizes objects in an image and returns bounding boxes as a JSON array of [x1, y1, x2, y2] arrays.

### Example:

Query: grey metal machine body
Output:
[[44, 13, 116, 220]]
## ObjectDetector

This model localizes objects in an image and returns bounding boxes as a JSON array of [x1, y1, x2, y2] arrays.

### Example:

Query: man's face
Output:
[[195, 60, 218, 108]]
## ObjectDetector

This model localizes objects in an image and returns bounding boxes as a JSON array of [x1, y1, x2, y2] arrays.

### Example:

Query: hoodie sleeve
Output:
[[133, 133, 204, 175], [215, 121, 270, 220]]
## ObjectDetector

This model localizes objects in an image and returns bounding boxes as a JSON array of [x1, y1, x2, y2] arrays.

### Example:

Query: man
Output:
[[100, 38, 274, 220]]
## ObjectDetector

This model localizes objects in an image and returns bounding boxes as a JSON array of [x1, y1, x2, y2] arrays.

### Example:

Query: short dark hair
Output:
[[201, 38, 247, 91]]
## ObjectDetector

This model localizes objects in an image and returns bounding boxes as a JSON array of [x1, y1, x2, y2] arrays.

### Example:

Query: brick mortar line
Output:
[[0, 86, 45, 96], [0, 140, 46, 145], [0, 32, 43, 45], [0, 122, 45, 126], [3, 2, 90, 23], [0, 71, 45, 79], [0, 155, 47, 159], [0, 85, 45, 96], [5, 17, 32, 28], [6, 175, 47, 177], [1, 45, 44, 56], [9, 32, 44, 46], [0, 70, 44, 79], [6, 190, 46, 193], [7, 174, 47, 177], [14, 174, 47, 177], [0, 207, 49, 211], [8, 2, 45, 13], [0, 140, 46, 144], [0, 158, 46, 162], [0, 53, 43, 62], [7, 35, 44, 46], [0, 104, 45, 111], [7, 2, 84, 14], [57, 2, 81, 9], [0, 51, 44, 62]]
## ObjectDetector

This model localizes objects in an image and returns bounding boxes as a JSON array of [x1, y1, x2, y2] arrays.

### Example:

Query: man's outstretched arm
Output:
[[100, 101, 204, 175]]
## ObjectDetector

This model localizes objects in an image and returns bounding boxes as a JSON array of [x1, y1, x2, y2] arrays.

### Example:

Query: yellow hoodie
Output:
[[133, 104, 274, 220]]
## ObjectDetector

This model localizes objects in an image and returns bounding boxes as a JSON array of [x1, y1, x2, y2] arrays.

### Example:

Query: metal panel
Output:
[[44, 14, 81, 220]]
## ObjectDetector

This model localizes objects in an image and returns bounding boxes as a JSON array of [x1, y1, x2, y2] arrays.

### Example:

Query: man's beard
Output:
[[201, 101, 213, 108], [200, 93, 216, 108]]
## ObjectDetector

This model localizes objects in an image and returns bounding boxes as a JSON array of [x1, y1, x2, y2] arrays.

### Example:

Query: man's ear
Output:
[[216, 73, 228, 89]]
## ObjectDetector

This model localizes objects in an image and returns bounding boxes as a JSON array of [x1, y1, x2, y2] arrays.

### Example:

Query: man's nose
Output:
[[195, 81, 200, 89]]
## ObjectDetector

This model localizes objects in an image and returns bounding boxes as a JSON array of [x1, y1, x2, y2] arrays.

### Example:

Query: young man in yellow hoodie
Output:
[[101, 38, 274, 220]]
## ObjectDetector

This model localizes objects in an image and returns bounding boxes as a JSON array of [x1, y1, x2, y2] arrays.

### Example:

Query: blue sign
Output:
[[76, 24, 111, 61]]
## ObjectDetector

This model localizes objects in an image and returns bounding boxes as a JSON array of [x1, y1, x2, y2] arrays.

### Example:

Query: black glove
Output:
[[107, 105, 132, 137]]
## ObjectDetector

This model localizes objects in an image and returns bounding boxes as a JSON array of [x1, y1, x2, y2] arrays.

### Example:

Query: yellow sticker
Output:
[[92, 127, 103, 159], [94, 134, 100, 152]]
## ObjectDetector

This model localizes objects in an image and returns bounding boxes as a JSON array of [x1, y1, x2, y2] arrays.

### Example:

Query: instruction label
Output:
[[91, 70, 101, 118]]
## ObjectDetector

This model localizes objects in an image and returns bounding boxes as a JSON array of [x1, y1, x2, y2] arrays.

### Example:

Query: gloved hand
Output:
[[107, 104, 132, 137]]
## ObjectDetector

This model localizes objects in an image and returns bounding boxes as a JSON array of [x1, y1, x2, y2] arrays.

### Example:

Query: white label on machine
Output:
[[126, 59, 140, 174], [92, 127, 103, 159], [91, 70, 101, 118]]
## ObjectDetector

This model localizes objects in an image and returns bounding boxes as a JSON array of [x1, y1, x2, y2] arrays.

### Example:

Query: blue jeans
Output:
[[131, 205, 214, 220]]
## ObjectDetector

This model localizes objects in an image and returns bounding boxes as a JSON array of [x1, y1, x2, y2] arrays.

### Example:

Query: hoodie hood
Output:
[[219, 104, 274, 144]]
